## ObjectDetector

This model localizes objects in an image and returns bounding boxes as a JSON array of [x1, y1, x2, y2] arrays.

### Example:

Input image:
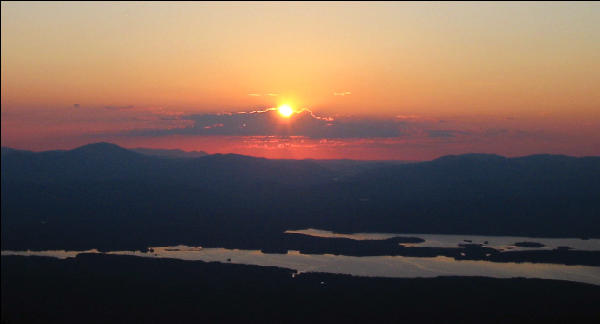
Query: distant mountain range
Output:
[[2, 143, 599, 251], [131, 147, 209, 159]]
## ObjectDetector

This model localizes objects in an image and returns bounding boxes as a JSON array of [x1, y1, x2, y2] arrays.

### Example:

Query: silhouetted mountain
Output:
[[132, 147, 208, 158], [311, 153, 600, 236], [1, 142, 155, 183], [2, 143, 599, 252], [307, 158, 413, 178], [70, 142, 136, 156], [1, 143, 333, 186], [2, 147, 33, 156]]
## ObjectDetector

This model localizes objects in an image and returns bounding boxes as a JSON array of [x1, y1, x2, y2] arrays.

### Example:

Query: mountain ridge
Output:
[[3, 142, 598, 162], [2, 142, 599, 252]]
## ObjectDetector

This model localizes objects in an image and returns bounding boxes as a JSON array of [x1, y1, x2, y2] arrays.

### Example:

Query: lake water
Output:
[[286, 228, 600, 251], [3, 245, 600, 286]]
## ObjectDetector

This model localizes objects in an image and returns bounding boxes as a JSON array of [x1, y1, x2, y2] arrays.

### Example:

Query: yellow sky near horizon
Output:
[[1, 2, 599, 158], [3, 2, 599, 115]]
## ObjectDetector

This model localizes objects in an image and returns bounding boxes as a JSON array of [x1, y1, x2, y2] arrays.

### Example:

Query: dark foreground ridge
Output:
[[2, 254, 599, 324]]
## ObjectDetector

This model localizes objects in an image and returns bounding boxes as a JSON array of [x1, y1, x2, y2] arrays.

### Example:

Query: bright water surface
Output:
[[3, 246, 599, 286], [286, 228, 600, 251], [3, 229, 599, 285]]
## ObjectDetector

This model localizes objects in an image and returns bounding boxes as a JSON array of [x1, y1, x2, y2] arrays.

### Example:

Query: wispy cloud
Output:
[[247, 93, 279, 97], [395, 114, 421, 120], [333, 91, 352, 96], [124, 108, 406, 138], [104, 105, 135, 110], [427, 130, 470, 138], [95, 107, 576, 155]]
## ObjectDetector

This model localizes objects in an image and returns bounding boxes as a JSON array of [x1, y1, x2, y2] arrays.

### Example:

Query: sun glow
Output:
[[278, 104, 294, 118]]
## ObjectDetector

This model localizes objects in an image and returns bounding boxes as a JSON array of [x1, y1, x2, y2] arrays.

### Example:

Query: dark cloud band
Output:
[[127, 109, 407, 138]]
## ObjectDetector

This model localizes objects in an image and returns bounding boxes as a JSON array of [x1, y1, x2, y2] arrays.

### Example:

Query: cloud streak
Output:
[[97, 107, 577, 158], [120, 108, 549, 142], [125, 108, 408, 138], [247, 93, 280, 97], [333, 91, 352, 96], [427, 130, 470, 138], [104, 105, 135, 110]]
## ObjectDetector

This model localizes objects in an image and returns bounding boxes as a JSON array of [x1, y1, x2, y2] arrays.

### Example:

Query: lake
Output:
[[285, 228, 600, 251], [3, 245, 599, 286]]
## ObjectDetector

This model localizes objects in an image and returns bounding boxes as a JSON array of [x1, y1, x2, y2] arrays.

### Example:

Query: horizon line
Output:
[[3, 142, 599, 162]]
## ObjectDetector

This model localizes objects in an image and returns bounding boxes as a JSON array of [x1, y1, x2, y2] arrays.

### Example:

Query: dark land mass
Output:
[[2, 143, 599, 264], [515, 241, 545, 248], [2, 254, 599, 324], [131, 147, 208, 159], [256, 234, 600, 266]]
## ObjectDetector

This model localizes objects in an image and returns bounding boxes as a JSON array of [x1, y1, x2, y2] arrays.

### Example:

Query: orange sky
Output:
[[2, 2, 599, 160]]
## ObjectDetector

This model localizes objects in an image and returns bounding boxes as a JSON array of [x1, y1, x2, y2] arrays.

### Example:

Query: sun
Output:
[[278, 104, 294, 118]]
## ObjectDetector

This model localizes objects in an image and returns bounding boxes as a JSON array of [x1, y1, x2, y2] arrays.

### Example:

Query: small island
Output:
[[514, 242, 545, 248]]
